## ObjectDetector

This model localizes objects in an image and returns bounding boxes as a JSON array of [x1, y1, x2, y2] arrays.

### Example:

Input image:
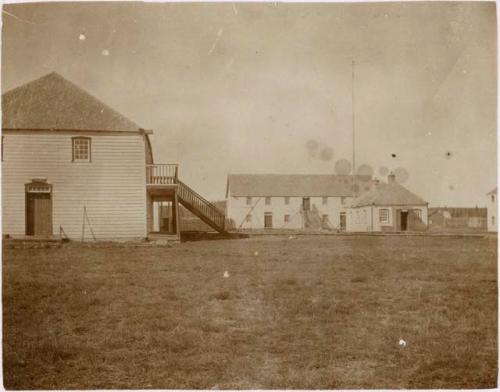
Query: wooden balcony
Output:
[[146, 164, 178, 185], [146, 164, 178, 198], [146, 163, 227, 234]]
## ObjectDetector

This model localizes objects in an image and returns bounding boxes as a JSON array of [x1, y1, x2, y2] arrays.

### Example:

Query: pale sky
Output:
[[2, 1, 497, 206]]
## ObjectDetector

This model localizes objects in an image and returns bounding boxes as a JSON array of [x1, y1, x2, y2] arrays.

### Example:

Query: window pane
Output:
[[379, 209, 389, 223], [73, 138, 90, 161]]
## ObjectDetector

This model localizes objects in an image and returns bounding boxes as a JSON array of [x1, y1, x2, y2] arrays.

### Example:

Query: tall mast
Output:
[[351, 59, 356, 198]]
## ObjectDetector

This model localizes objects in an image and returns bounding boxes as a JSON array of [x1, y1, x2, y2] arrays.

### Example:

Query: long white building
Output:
[[225, 174, 373, 230], [226, 173, 429, 232]]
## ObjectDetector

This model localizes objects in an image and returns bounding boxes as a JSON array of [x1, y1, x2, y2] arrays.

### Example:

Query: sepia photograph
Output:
[[1, 1, 497, 389]]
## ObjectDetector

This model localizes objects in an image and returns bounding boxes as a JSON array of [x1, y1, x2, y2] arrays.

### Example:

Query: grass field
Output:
[[3, 235, 497, 389]]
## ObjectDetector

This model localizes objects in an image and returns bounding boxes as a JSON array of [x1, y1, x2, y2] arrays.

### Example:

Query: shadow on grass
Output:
[[180, 231, 249, 242]]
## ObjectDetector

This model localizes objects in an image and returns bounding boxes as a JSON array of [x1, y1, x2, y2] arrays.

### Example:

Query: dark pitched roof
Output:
[[226, 174, 372, 197], [350, 180, 427, 207], [2, 72, 143, 132], [429, 207, 487, 218]]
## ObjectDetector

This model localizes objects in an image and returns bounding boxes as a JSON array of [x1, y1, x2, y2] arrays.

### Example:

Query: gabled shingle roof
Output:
[[226, 174, 372, 197], [2, 72, 143, 132], [350, 180, 427, 207]]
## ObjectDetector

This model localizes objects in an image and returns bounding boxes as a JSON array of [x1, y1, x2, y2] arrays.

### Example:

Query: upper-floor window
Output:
[[284, 214, 290, 223], [246, 214, 252, 223], [265, 197, 271, 205], [379, 208, 390, 224], [284, 197, 290, 205], [322, 197, 328, 205], [72, 137, 91, 162], [246, 197, 252, 205], [414, 209, 422, 220]]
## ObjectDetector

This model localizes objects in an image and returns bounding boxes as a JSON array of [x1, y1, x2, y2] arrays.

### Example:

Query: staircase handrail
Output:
[[177, 180, 225, 216]]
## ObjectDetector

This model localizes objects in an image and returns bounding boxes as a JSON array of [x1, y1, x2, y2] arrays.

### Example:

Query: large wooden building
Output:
[[225, 173, 428, 232], [225, 174, 372, 230], [2, 72, 226, 241]]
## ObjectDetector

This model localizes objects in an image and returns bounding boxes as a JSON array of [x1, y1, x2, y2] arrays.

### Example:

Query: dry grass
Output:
[[3, 235, 497, 389]]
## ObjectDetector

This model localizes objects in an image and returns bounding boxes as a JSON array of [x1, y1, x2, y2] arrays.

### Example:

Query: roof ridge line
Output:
[[2, 72, 144, 132], [49, 73, 143, 131]]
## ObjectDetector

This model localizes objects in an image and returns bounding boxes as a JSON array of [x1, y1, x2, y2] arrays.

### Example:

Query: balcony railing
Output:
[[146, 164, 178, 185]]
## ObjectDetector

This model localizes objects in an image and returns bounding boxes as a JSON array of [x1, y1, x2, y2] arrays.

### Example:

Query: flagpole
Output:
[[352, 59, 356, 198]]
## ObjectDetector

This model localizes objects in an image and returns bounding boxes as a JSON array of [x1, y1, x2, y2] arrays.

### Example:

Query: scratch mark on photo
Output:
[[3, 10, 37, 25], [208, 28, 223, 56]]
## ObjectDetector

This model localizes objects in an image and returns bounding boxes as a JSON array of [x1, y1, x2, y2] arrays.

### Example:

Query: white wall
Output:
[[487, 193, 497, 232], [227, 192, 353, 230], [2, 131, 148, 240], [346, 205, 428, 232], [345, 206, 374, 232]]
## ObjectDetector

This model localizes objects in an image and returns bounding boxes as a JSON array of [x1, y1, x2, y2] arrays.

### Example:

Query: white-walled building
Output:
[[225, 174, 372, 230], [346, 174, 428, 232], [2, 72, 226, 240], [486, 187, 497, 232], [2, 73, 155, 240]]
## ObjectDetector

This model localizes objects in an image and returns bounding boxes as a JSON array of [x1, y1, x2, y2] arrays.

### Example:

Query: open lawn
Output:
[[3, 235, 497, 389]]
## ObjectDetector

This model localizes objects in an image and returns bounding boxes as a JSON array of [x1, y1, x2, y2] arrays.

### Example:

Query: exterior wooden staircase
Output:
[[176, 180, 227, 234], [303, 206, 332, 230], [146, 164, 227, 234]]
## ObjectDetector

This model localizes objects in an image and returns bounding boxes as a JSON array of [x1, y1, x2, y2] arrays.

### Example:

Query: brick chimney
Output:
[[388, 172, 396, 183]]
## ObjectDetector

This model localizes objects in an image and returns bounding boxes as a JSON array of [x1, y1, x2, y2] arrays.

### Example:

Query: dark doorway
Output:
[[400, 211, 408, 231], [264, 212, 273, 228], [158, 201, 176, 234], [26, 192, 52, 236], [302, 197, 311, 211], [340, 212, 346, 231], [321, 214, 329, 230]]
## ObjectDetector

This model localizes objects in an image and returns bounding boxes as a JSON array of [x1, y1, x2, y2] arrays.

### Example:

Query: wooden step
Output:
[[176, 179, 227, 234]]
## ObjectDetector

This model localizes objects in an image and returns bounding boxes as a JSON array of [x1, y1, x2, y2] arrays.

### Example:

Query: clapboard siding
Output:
[[2, 131, 148, 240]]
